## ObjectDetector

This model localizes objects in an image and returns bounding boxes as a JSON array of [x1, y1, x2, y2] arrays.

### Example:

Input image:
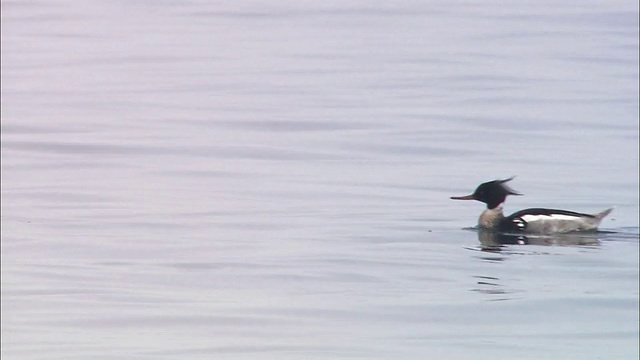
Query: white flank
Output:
[[518, 212, 604, 233], [521, 214, 581, 223]]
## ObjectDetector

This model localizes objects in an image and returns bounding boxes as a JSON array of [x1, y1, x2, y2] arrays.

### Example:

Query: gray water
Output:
[[1, 1, 639, 359]]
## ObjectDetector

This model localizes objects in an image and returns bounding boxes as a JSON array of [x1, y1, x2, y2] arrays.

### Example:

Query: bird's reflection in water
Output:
[[477, 228, 601, 252], [470, 229, 602, 300]]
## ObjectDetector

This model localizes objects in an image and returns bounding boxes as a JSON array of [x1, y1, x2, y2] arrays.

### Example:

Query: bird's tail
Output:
[[594, 207, 614, 221]]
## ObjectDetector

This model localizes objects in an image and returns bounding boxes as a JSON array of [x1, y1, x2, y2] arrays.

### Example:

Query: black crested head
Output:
[[450, 176, 522, 209]]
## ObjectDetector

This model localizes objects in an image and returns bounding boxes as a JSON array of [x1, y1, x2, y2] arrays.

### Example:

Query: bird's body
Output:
[[451, 177, 612, 234], [478, 205, 612, 234]]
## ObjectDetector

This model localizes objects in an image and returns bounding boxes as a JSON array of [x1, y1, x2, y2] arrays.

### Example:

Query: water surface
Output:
[[2, 1, 639, 359]]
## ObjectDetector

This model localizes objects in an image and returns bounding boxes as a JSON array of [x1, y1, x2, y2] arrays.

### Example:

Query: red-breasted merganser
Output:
[[450, 177, 613, 234]]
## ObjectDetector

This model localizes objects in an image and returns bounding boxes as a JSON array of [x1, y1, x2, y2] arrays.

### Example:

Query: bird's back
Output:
[[503, 208, 613, 234]]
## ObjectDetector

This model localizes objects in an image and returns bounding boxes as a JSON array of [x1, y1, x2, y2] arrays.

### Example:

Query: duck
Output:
[[450, 177, 612, 234]]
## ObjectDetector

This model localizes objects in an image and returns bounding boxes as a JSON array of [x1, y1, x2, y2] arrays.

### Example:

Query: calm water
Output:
[[2, 1, 639, 359]]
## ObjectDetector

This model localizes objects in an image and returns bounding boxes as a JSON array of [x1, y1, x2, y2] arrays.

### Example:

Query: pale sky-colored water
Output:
[[2, 1, 639, 359]]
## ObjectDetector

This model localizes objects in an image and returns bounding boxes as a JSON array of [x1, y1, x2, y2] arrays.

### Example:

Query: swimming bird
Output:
[[450, 177, 613, 234]]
